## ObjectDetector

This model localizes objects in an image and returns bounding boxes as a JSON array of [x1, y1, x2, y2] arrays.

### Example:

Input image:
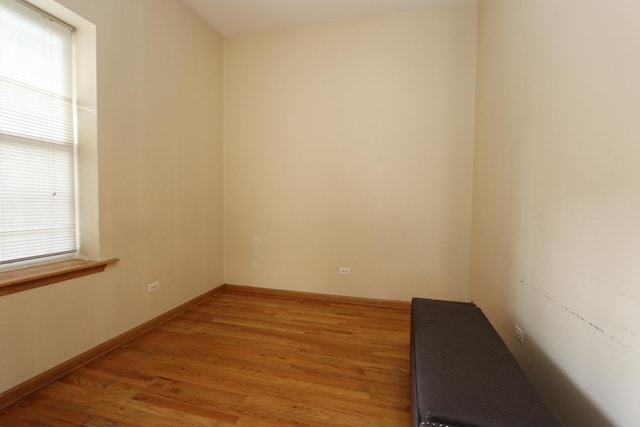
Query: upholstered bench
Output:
[[410, 298, 562, 427]]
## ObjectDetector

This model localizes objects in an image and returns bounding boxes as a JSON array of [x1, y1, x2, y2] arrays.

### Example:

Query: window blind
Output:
[[0, 0, 77, 265]]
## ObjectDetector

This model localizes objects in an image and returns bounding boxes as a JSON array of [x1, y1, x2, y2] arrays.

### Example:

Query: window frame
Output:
[[0, 0, 116, 294]]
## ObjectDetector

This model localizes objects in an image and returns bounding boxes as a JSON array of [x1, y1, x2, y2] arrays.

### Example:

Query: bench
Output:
[[410, 298, 562, 427]]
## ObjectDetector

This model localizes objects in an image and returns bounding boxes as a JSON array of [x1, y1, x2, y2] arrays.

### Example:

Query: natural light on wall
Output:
[[0, 0, 77, 266]]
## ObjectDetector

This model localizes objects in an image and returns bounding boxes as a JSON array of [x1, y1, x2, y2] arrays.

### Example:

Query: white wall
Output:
[[472, 1, 640, 425], [0, 0, 224, 393], [224, 4, 477, 301]]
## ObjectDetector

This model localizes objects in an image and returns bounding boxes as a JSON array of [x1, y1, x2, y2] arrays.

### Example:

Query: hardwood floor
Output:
[[0, 290, 412, 426]]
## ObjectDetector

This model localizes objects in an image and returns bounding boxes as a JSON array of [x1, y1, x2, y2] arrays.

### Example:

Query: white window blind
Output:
[[0, 0, 77, 265]]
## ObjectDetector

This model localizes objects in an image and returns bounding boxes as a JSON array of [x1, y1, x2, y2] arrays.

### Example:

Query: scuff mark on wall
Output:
[[520, 280, 639, 358], [560, 305, 605, 335], [252, 235, 263, 269]]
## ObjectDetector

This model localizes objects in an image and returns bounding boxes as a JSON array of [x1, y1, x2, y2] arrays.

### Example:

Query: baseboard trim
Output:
[[0, 284, 225, 411], [223, 284, 411, 310]]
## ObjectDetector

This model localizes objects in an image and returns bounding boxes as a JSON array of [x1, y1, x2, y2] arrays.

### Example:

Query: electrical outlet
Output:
[[514, 324, 524, 344], [339, 267, 351, 275], [148, 281, 160, 293]]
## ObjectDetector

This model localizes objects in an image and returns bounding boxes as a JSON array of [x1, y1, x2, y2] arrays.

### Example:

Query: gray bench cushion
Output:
[[411, 297, 562, 427]]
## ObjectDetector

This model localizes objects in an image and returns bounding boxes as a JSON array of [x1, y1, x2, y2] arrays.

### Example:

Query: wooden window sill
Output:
[[0, 258, 119, 297]]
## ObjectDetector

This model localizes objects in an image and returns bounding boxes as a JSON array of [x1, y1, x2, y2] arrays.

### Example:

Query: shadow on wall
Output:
[[524, 336, 612, 427]]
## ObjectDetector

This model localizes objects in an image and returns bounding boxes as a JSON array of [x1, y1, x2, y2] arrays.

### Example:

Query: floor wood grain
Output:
[[0, 291, 411, 426]]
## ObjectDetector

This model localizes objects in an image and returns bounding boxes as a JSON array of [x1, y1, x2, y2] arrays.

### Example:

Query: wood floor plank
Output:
[[0, 291, 411, 426]]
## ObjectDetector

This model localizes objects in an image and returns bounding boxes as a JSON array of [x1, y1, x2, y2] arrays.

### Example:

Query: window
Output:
[[0, 0, 77, 266]]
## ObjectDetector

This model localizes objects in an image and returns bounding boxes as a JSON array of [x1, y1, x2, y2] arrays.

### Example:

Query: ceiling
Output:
[[182, 0, 476, 37]]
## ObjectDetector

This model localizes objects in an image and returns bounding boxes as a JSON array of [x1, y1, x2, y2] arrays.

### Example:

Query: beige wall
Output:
[[0, 0, 224, 393], [472, 1, 640, 425], [224, 5, 477, 301]]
